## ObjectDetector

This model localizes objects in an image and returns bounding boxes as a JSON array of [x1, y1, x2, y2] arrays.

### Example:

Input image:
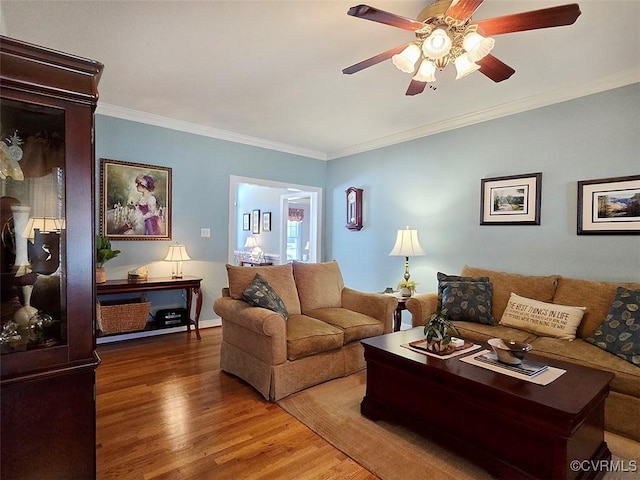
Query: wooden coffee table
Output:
[[361, 328, 614, 480]]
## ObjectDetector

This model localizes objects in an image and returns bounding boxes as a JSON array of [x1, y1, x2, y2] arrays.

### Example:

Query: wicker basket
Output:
[[97, 298, 151, 335]]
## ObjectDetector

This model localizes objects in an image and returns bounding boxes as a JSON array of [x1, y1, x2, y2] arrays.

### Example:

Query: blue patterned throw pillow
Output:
[[441, 281, 496, 325], [585, 287, 639, 366], [242, 273, 289, 319], [437, 272, 490, 310]]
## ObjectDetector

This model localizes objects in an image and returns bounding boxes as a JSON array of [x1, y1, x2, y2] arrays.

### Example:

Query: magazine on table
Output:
[[475, 352, 549, 377]]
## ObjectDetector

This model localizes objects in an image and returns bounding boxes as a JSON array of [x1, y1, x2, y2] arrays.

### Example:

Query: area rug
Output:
[[278, 371, 640, 480]]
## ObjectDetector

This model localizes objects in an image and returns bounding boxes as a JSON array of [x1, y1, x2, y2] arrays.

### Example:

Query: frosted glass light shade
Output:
[[463, 32, 495, 62], [422, 29, 452, 60], [392, 44, 421, 73], [412, 60, 436, 83], [455, 53, 481, 79], [388, 227, 426, 257]]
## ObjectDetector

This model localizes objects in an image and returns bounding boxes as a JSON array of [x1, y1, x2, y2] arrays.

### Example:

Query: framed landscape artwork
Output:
[[577, 175, 640, 235], [100, 158, 172, 240], [480, 173, 542, 226]]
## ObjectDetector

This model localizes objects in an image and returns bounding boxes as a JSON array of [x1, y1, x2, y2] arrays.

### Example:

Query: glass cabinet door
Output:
[[1, 99, 67, 355]]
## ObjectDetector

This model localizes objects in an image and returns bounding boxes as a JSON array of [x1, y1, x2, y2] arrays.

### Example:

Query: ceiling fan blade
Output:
[[474, 4, 581, 36], [406, 80, 428, 96], [342, 43, 409, 75], [445, 0, 484, 22], [347, 4, 425, 31], [477, 54, 515, 82]]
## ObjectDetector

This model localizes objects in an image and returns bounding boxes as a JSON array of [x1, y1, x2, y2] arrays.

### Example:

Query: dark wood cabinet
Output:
[[0, 36, 103, 479]]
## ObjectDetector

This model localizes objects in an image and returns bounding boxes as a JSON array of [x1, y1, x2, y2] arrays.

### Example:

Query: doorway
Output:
[[228, 175, 322, 264]]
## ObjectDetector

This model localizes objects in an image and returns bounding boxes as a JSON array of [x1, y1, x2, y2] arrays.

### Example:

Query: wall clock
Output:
[[346, 187, 363, 231]]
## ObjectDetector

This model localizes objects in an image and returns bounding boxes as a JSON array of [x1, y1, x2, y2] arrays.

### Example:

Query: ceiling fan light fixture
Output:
[[412, 60, 436, 83], [454, 53, 480, 79], [422, 29, 452, 60], [463, 32, 495, 62], [392, 43, 421, 73]]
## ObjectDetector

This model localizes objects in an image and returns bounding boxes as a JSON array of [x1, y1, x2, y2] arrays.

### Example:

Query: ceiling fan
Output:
[[342, 0, 581, 96]]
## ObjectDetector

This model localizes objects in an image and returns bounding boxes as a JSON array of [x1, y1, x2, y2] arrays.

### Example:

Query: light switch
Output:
[[201, 228, 210, 238]]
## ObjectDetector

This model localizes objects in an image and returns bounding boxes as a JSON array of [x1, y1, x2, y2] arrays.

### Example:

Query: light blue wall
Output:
[[326, 83, 640, 295], [95, 84, 640, 322], [95, 116, 326, 320]]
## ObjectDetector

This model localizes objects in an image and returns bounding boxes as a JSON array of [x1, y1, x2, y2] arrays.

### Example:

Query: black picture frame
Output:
[[480, 173, 542, 226], [577, 175, 640, 235], [252, 209, 261, 234], [242, 213, 250, 231], [346, 187, 363, 231], [262, 212, 272, 232]]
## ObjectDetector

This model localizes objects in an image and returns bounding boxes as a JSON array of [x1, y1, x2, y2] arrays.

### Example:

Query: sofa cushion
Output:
[[462, 266, 559, 321], [286, 314, 344, 361], [437, 272, 490, 308], [305, 307, 384, 344], [553, 277, 640, 339], [242, 273, 289, 319], [452, 321, 536, 344], [227, 263, 301, 315], [293, 260, 344, 312], [441, 281, 495, 325], [585, 287, 640, 366], [500, 293, 585, 340], [529, 336, 640, 398]]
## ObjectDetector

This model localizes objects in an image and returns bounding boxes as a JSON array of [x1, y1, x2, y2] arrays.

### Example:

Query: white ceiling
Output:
[[2, 1, 639, 160]]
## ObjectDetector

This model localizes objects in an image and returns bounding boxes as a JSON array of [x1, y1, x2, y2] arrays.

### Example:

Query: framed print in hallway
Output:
[[480, 173, 542, 226], [577, 175, 640, 235], [252, 209, 261, 234], [100, 158, 172, 240], [242, 213, 250, 231], [262, 212, 272, 232]]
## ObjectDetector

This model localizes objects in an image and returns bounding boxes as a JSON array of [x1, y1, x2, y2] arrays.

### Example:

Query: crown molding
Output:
[[95, 103, 328, 161], [327, 68, 640, 160], [96, 68, 639, 162]]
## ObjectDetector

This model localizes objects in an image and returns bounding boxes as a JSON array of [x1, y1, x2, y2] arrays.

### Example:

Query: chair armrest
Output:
[[406, 292, 438, 327], [213, 297, 287, 365], [342, 287, 397, 334]]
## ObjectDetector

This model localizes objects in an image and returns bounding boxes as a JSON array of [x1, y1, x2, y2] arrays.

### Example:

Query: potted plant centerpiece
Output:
[[423, 308, 460, 353], [96, 235, 120, 284]]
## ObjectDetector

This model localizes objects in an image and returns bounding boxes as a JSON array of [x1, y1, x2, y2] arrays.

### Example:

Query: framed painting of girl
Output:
[[100, 158, 172, 240]]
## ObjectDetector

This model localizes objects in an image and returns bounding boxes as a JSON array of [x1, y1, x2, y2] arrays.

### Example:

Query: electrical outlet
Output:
[[200, 228, 210, 238]]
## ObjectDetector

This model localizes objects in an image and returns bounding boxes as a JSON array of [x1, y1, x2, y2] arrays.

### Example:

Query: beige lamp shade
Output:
[[388, 227, 426, 257], [164, 243, 191, 278], [22, 217, 63, 240]]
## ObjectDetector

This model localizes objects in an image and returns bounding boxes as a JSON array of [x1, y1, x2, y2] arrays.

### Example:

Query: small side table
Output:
[[393, 296, 408, 332]]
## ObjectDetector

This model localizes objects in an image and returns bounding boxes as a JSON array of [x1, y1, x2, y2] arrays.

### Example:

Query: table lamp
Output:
[[388, 226, 426, 296], [244, 236, 262, 260], [164, 243, 191, 278]]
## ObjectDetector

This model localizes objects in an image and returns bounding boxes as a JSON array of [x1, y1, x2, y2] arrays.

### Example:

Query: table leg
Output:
[[393, 307, 401, 332], [186, 286, 202, 340]]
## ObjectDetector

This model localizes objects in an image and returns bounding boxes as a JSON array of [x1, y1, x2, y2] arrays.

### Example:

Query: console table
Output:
[[96, 276, 203, 339]]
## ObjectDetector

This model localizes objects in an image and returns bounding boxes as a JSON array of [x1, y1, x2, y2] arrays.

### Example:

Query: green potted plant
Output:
[[96, 235, 120, 283], [423, 308, 460, 353], [397, 280, 417, 297]]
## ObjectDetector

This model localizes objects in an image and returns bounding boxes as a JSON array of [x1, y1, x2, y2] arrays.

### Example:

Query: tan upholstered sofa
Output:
[[406, 265, 640, 442], [213, 261, 397, 401]]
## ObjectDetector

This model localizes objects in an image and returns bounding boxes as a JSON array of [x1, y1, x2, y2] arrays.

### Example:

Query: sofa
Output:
[[213, 260, 397, 401], [406, 265, 640, 442]]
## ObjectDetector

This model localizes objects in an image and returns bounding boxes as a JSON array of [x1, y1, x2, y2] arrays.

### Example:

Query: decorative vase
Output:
[[96, 267, 107, 284], [400, 287, 412, 297], [14, 285, 38, 334]]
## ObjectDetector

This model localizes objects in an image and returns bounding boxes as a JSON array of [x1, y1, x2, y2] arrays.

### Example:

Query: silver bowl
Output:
[[488, 338, 532, 365]]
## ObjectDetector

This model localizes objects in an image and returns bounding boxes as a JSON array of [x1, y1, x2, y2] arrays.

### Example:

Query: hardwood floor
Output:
[[96, 327, 376, 480]]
